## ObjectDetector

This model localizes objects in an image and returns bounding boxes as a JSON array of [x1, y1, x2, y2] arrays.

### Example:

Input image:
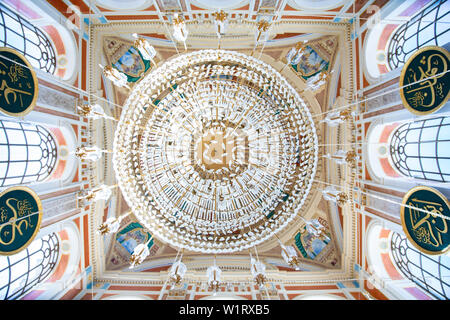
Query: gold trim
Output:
[[400, 185, 450, 255], [399, 45, 450, 116], [0, 186, 43, 256], [0, 47, 39, 117]]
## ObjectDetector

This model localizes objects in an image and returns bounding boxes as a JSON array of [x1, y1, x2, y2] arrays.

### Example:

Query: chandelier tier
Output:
[[113, 49, 318, 253]]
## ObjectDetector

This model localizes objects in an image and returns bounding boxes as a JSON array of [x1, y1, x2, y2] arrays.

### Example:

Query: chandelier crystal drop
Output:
[[113, 49, 318, 253]]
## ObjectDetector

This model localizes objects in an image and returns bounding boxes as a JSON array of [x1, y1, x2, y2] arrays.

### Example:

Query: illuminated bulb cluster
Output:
[[113, 50, 318, 253]]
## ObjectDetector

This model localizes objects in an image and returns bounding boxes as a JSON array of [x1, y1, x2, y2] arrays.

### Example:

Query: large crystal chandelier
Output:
[[113, 49, 318, 253]]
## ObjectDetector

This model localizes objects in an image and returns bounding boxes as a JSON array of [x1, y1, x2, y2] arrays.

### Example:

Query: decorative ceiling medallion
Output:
[[399, 46, 449, 115], [0, 186, 43, 255], [113, 49, 318, 253], [400, 186, 449, 255], [0, 47, 38, 117]]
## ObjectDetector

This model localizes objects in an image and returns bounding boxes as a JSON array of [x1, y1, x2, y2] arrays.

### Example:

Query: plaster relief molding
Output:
[[365, 82, 401, 112]]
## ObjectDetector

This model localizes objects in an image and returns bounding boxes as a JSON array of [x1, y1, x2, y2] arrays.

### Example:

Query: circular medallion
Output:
[[401, 186, 450, 255], [0, 186, 43, 255], [399, 46, 450, 115], [0, 47, 39, 117], [113, 49, 318, 253]]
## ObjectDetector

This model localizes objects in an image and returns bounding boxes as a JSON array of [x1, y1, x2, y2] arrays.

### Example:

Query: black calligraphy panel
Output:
[[400, 46, 450, 115], [401, 186, 449, 255], [0, 186, 42, 255], [0, 47, 38, 117]]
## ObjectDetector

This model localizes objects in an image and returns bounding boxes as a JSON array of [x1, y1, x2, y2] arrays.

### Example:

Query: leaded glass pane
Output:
[[391, 232, 449, 300], [389, 116, 450, 182], [0, 233, 59, 300], [0, 120, 58, 187], [387, 0, 450, 70], [0, 3, 56, 74]]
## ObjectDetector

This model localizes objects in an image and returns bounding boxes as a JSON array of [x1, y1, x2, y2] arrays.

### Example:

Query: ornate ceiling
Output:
[[85, 0, 358, 288]]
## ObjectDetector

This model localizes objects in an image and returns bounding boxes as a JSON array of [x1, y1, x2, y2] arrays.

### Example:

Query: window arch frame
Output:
[[0, 119, 58, 188], [0, 2, 57, 75], [0, 232, 60, 300], [390, 231, 450, 300], [389, 116, 450, 183], [386, 0, 450, 71]]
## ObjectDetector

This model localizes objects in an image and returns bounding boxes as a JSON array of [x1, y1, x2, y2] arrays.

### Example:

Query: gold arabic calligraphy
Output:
[[405, 52, 447, 109], [0, 60, 32, 107], [0, 198, 35, 246], [408, 198, 448, 248]]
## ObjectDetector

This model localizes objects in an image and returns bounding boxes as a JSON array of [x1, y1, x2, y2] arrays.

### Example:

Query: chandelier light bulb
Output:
[[250, 255, 267, 288], [129, 243, 150, 268], [99, 64, 130, 89], [169, 259, 187, 286], [213, 10, 228, 39], [132, 33, 157, 63], [173, 13, 188, 43]]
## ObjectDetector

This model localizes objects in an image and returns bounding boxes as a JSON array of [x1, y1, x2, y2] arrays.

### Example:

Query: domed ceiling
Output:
[[113, 49, 318, 253], [87, 0, 357, 287]]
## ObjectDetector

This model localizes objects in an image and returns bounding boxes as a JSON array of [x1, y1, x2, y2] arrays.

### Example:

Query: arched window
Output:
[[390, 232, 450, 300], [0, 2, 56, 74], [387, 0, 450, 70], [0, 119, 58, 187], [389, 116, 450, 182], [0, 233, 60, 300]]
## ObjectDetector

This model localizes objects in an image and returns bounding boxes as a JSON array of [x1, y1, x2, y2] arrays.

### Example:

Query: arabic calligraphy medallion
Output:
[[400, 46, 449, 115], [0, 47, 38, 117], [401, 186, 449, 255], [0, 186, 42, 255]]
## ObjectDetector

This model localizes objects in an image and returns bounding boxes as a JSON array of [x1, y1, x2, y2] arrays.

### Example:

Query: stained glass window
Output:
[[0, 120, 58, 187], [390, 232, 450, 299], [0, 233, 60, 300], [389, 116, 450, 182], [387, 0, 450, 70], [0, 3, 57, 74]]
